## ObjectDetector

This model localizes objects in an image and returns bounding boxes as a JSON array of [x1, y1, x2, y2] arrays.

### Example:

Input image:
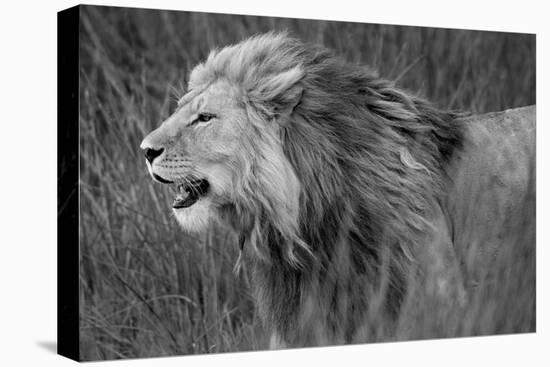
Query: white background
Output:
[[0, 0, 548, 365]]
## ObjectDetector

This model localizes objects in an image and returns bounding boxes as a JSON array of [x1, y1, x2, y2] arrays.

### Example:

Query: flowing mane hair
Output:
[[188, 32, 464, 345]]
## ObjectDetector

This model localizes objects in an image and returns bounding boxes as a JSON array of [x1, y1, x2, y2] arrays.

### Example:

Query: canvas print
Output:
[[57, 4, 536, 361]]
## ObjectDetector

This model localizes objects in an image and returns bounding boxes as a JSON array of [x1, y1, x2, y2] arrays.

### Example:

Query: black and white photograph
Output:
[[57, 4, 538, 361], [3, 1, 547, 366]]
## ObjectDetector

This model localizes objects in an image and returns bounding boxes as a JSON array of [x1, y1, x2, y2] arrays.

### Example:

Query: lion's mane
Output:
[[189, 32, 463, 347]]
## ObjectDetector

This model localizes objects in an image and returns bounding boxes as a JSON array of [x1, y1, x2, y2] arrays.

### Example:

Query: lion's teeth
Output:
[[175, 184, 189, 199], [176, 192, 189, 199]]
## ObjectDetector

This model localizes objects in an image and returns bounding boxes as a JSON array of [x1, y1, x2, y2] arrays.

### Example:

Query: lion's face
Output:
[[141, 36, 306, 236], [140, 79, 249, 231]]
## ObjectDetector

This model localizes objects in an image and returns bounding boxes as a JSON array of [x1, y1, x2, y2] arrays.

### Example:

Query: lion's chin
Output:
[[172, 197, 213, 233]]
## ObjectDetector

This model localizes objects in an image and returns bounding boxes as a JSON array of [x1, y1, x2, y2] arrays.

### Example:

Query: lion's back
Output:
[[445, 106, 535, 281]]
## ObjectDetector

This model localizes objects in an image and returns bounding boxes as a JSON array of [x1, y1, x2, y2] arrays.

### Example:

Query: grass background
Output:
[[78, 5, 536, 361]]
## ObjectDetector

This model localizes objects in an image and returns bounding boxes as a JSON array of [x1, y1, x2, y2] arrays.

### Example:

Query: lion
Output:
[[140, 32, 535, 348]]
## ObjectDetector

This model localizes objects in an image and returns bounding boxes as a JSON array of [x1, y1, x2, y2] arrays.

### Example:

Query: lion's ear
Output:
[[254, 66, 304, 117]]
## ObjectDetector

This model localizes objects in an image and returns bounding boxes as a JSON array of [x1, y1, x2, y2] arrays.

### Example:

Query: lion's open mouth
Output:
[[172, 179, 210, 209]]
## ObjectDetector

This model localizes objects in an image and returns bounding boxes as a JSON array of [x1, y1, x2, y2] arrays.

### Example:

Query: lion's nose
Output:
[[143, 147, 164, 163]]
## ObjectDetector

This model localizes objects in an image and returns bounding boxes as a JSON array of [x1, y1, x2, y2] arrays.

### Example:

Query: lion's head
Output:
[[141, 34, 306, 261]]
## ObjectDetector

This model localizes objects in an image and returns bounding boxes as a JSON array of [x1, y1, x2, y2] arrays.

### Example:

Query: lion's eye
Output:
[[197, 113, 214, 123], [198, 113, 212, 122], [189, 113, 216, 126]]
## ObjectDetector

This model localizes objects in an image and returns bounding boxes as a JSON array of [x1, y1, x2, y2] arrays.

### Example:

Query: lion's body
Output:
[[141, 33, 536, 348], [446, 107, 535, 283]]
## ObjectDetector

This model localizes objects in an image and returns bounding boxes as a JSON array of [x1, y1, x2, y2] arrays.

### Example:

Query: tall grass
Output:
[[78, 5, 536, 360]]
